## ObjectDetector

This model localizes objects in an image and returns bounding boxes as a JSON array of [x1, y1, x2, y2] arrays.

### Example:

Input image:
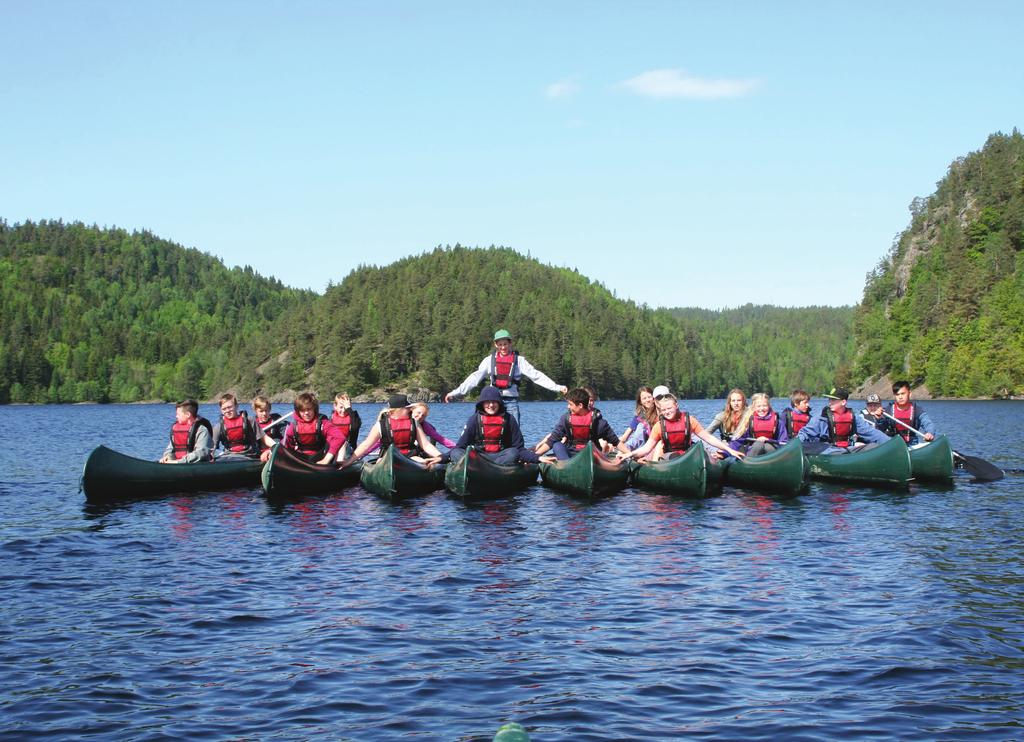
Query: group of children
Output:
[[159, 328, 939, 468]]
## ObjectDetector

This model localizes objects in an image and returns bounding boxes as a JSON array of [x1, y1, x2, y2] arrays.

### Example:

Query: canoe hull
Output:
[[261, 445, 362, 497], [806, 435, 912, 488], [81, 445, 262, 503], [710, 439, 807, 497], [539, 442, 630, 499], [444, 447, 539, 501], [909, 435, 955, 481], [631, 444, 708, 497], [360, 446, 445, 501]]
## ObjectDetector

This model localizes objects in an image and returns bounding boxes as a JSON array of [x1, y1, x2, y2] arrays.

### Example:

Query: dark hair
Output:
[[892, 380, 911, 394], [566, 388, 590, 406], [177, 399, 199, 417]]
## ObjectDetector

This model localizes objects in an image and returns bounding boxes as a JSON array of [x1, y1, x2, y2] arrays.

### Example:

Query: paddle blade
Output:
[[954, 452, 1004, 482]]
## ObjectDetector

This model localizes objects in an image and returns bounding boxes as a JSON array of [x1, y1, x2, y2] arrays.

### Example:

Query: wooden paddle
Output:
[[880, 410, 1003, 481]]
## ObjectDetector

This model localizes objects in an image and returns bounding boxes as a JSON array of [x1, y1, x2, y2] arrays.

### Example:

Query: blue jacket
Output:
[[797, 408, 890, 450]]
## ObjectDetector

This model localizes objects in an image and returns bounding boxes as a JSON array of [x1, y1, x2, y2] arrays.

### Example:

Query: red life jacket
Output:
[[330, 411, 352, 447], [475, 413, 506, 453], [751, 411, 778, 440], [170, 417, 213, 460], [826, 407, 854, 448], [489, 350, 520, 390], [567, 411, 597, 451], [785, 408, 810, 437], [660, 412, 692, 453], [221, 411, 253, 453], [293, 416, 327, 456], [381, 415, 419, 456], [891, 403, 916, 444]]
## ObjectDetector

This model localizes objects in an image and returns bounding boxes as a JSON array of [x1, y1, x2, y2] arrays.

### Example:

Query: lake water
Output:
[[2, 399, 1023, 740]]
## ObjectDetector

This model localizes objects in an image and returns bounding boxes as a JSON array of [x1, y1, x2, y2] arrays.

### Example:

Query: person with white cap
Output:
[[619, 386, 743, 462], [444, 329, 567, 422]]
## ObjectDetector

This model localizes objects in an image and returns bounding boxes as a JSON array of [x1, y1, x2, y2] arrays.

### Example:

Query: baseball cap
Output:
[[866, 393, 881, 404], [388, 393, 411, 409], [652, 385, 672, 399], [493, 329, 512, 341], [824, 387, 850, 401]]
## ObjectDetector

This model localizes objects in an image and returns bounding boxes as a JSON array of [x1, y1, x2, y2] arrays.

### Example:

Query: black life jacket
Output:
[[170, 416, 213, 460], [292, 415, 328, 456], [825, 407, 854, 448], [660, 412, 692, 453], [255, 412, 283, 450], [221, 411, 256, 454], [784, 408, 810, 437], [751, 411, 778, 440], [380, 415, 419, 456], [489, 351, 520, 390], [476, 413, 506, 453]]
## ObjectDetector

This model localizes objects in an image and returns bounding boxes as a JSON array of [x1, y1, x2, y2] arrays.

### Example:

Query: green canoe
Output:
[[908, 435, 955, 481], [360, 445, 446, 501], [630, 444, 708, 497], [260, 444, 363, 498], [708, 439, 807, 497], [538, 442, 630, 499], [444, 447, 540, 502], [81, 445, 262, 503], [805, 434, 912, 488]]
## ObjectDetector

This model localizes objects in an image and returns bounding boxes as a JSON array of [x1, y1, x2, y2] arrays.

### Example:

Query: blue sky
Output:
[[2, 2, 1022, 309]]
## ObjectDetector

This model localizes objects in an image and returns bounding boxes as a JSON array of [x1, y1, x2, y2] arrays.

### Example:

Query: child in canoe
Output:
[[619, 386, 742, 463], [729, 393, 788, 457], [338, 394, 444, 469], [781, 389, 812, 438], [706, 388, 748, 452], [159, 399, 213, 464], [281, 392, 334, 464], [620, 386, 658, 451], [448, 386, 539, 465], [323, 392, 362, 463], [211, 393, 259, 458], [252, 396, 285, 460], [797, 386, 890, 454], [534, 388, 630, 462]]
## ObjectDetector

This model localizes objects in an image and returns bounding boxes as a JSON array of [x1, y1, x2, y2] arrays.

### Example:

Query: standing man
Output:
[[444, 329, 567, 422]]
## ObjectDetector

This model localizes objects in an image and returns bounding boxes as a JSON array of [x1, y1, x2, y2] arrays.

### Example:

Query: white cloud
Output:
[[617, 68, 758, 99], [544, 76, 580, 99]]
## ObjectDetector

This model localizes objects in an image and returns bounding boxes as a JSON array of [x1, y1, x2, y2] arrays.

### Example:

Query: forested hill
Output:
[[0, 220, 312, 403], [853, 130, 1024, 397], [1, 222, 854, 403], [261, 246, 853, 400]]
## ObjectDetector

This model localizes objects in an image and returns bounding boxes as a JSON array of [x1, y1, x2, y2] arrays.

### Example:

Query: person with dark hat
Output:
[[859, 393, 890, 432], [337, 393, 443, 469], [448, 386, 539, 466], [797, 386, 889, 454], [444, 329, 567, 422]]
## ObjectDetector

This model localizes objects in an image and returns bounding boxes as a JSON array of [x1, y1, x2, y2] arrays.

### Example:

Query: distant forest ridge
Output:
[[0, 221, 855, 403], [853, 130, 1024, 397]]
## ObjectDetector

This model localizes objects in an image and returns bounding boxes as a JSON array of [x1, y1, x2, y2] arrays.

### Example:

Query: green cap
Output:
[[493, 329, 512, 341], [493, 722, 530, 742]]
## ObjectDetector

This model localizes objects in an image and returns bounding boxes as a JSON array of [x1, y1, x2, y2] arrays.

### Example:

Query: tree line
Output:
[[1, 223, 855, 404]]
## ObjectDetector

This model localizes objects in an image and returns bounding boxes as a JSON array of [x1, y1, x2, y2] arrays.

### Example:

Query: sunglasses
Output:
[[654, 393, 672, 401]]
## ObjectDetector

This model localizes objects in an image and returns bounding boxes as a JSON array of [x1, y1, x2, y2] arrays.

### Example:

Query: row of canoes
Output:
[[82, 434, 957, 504]]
